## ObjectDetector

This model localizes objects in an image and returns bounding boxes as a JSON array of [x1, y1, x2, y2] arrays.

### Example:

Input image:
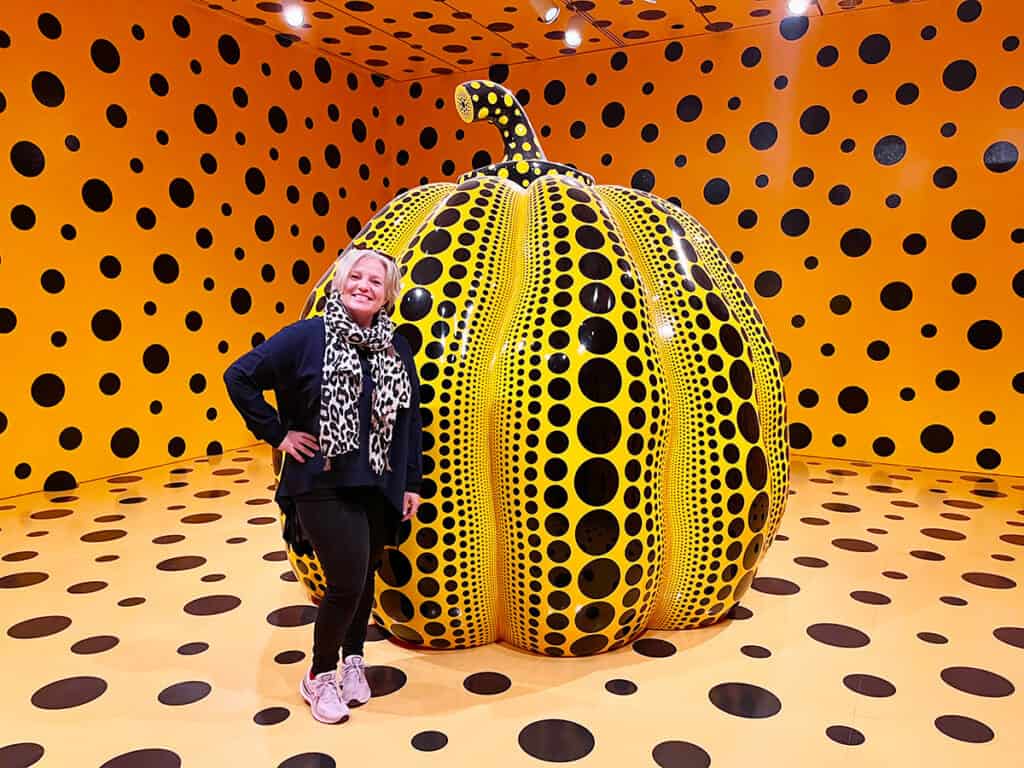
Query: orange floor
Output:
[[1, 447, 1020, 768]]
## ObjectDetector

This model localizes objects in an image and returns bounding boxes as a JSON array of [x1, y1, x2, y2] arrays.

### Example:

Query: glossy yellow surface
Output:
[[285, 81, 789, 656]]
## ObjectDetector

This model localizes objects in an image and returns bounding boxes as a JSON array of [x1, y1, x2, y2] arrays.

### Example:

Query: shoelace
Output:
[[315, 674, 342, 706], [343, 657, 366, 689]]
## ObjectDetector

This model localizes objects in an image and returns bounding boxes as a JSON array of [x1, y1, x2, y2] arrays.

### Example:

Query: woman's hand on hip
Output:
[[402, 492, 421, 521], [277, 431, 319, 463]]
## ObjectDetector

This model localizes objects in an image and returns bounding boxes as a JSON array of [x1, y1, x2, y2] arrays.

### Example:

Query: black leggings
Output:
[[294, 486, 389, 675]]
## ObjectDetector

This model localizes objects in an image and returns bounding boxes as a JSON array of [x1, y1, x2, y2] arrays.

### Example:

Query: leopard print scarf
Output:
[[320, 291, 411, 475]]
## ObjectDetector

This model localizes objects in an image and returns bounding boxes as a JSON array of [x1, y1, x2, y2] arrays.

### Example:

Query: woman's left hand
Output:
[[402, 491, 421, 521]]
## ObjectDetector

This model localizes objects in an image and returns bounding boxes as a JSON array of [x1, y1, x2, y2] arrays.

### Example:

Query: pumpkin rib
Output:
[[633, 192, 790, 548]]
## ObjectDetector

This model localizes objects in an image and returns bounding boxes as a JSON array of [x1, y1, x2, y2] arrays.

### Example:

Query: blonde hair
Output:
[[331, 248, 403, 313]]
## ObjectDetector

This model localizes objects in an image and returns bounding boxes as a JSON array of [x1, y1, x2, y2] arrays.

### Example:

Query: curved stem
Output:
[[454, 80, 546, 163]]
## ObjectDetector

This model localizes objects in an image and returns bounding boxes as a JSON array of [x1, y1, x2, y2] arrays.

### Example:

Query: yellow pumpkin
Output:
[[280, 79, 789, 656]]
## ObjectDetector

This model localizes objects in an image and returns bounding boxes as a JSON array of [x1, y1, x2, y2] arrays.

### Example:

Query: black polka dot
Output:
[[158, 681, 211, 706], [99, 749, 182, 768], [463, 672, 511, 695], [943, 59, 977, 91], [90, 39, 120, 73], [31, 676, 107, 709], [934, 715, 994, 743], [32, 71, 65, 107], [859, 34, 891, 64], [518, 720, 595, 762], [708, 682, 781, 718], [826, 725, 865, 746], [652, 741, 711, 768], [921, 424, 954, 453], [411, 731, 448, 751]]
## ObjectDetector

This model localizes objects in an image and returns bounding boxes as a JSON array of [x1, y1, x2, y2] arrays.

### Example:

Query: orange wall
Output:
[[0, 1, 391, 495], [384, 0, 1022, 476], [2, 0, 1021, 497]]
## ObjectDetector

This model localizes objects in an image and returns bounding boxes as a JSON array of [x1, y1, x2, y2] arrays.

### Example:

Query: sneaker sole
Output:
[[300, 679, 349, 724]]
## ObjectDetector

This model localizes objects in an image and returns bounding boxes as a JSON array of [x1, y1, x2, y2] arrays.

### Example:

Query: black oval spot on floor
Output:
[[605, 678, 638, 695], [277, 754, 335, 768], [741, 645, 771, 658], [67, 581, 107, 593], [850, 590, 891, 605], [100, 749, 182, 768], [267, 605, 317, 627], [807, 623, 870, 648], [177, 642, 209, 655], [0, 743, 44, 768], [832, 538, 878, 552], [962, 572, 1016, 589], [72, 635, 120, 654], [652, 740, 711, 768], [518, 719, 595, 762], [463, 672, 511, 695], [411, 731, 448, 751], [0, 572, 49, 588], [752, 577, 800, 595], [153, 535, 186, 544], [31, 676, 107, 709], [940, 667, 1014, 697], [633, 637, 677, 657], [80, 529, 127, 542], [934, 714, 994, 743], [794, 556, 828, 568], [843, 673, 896, 697], [366, 665, 406, 696], [157, 556, 207, 571], [182, 513, 221, 524], [917, 632, 948, 644], [158, 681, 211, 705], [184, 595, 241, 616], [7, 615, 71, 639], [728, 605, 753, 620], [274, 649, 305, 664], [708, 682, 782, 718], [826, 725, 865, 745], [993, 626, 1024, 648], [254, 706, 289, 725]]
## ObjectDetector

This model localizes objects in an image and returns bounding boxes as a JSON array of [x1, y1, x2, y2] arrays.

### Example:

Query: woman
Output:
[[224, 248, 422, 724]]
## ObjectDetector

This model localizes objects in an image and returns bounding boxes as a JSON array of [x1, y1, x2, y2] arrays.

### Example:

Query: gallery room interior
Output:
[[0, 0, 1020, 766]]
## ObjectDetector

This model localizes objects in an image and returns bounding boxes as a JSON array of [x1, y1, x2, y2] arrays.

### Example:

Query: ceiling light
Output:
[[787, 0, 810, 13], [284, 5, 304, 27], [565, 15, 584, 47], [530, 0, 560, 24]]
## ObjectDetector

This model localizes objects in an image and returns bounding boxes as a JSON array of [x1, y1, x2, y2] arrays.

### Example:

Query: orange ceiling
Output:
[[192, 0, 918, 80]]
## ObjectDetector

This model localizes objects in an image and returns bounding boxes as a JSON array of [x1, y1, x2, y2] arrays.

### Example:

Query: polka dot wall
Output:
[[0, 0, 392, 496], [381, 0, 1023, 477]]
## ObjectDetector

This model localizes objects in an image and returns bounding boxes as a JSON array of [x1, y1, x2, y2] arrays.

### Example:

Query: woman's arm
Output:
[[397, 335, 423, 521], [222, 323, 304, 449]]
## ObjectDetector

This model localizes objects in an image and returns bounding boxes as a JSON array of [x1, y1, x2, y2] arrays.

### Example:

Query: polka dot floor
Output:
[[1, 447, 1020, 768]]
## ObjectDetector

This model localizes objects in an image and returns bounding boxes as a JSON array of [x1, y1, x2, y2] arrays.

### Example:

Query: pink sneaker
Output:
[[300, 668, 349, 724], [341, 655, 372, 706]]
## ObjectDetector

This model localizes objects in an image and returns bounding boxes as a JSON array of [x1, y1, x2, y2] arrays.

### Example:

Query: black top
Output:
[[222, 317, 422, 521]]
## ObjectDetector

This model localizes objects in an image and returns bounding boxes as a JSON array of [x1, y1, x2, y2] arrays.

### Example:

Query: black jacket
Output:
[[223, 317, 423, 526]]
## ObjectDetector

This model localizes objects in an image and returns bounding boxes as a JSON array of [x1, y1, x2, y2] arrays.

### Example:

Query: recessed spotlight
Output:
[[530, 0, 560, 24], [565, 16, 584, 47], [284, 5, 304, 27], [787, 0, 811, 13]]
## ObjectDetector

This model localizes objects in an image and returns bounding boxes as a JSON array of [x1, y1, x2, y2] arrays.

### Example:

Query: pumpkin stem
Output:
[[455, 80, 546, 163]]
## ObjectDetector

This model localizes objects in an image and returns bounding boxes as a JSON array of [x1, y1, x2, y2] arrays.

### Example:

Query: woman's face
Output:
[[340, 256, 388, 327]]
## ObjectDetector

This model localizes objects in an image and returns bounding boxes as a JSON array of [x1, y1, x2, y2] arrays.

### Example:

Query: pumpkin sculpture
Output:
[[280, 80, 789, 656]]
